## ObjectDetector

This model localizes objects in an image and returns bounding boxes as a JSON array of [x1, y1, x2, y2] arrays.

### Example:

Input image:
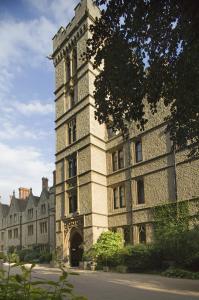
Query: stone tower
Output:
[[52, 0, 108, 265]]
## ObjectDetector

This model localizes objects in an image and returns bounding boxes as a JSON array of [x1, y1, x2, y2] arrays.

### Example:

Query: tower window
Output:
[[68, 156, 77, 178], [137, 179, 145, 204], [112, 148, 124, 172], [119, 186, 125, 208], [113, 185, 126, 209], [69, 193, 78, 213], [112, 152, 118, 172], [135, 139, 143, 162], [113, 188, 119, 209], [66, 56, 71, 81], [72, 48, 77, 75], [70, 89, 75, 107], [68, 118, 76, 144], [118, 149, 124, 169]]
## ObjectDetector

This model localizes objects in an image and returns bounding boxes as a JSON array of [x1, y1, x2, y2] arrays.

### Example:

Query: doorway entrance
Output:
[[70, 230, 83, 267]]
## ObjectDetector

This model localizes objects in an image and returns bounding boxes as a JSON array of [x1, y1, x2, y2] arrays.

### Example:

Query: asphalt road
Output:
[[3, 264, 199, 300]]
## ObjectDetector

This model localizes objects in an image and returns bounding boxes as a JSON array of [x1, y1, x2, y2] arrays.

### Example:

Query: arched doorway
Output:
[[70, 230, 83, 267]]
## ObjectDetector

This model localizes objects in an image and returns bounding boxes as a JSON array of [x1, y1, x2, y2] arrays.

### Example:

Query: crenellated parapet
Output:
[[52, 0, 100, 67]]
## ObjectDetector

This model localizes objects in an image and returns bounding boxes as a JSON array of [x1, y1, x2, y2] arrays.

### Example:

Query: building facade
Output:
[[0, 178, 55, 253], [53, 0, 199, 266]]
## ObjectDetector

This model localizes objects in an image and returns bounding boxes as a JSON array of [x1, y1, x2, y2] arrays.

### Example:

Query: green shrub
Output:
[[16, 246, 52, 264], [9, 253, 20, 263], [185, 252, 199, 272], [17, 249, 31, 262], [122, 244, 156, 272], [24, 251, 40, 263], [162, 267, 199, 279], [153, 202, 199, 266], [8, 246, 15, 254], [38, 253, 52, 263], [86, 231, 123, 267]]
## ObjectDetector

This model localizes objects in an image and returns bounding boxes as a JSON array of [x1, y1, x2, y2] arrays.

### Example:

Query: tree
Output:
[[86, 0, 199, 157]]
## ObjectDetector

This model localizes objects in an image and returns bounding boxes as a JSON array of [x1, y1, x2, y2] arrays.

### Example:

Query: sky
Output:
[[0, 0, 78, 203]]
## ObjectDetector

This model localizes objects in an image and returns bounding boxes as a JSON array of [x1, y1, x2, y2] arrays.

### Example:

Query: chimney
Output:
[[42, 177, 48, 190], [53, 170, 56, 186], [19, 188, 30, 200]]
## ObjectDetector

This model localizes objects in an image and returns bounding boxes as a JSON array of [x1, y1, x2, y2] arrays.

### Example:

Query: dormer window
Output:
[[14, 213, 17, 223], [28, 208, 33, 219], [41, 204, 46, 214]]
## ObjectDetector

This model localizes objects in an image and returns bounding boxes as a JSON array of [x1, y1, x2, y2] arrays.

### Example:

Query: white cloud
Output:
[[0, 16, 56, 68], [13, 101, 54, 115], [0, 0, 81, 203], [0, 119, 51, 141], [25, 0, 79, 26], [0, 142, 54, 203]]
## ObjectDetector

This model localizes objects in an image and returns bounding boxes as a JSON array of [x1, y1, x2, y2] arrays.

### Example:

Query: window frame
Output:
[[28, 208, 33, 219], [40, 221, 47, 234], [113, 185, 126, 210], [138, 224, 146, 244], [135, 139, 143, 163], [41, 204, 46, 215], [68, 156, 77, 178], [66, 56, 71, 81], [28, 224, 34, 236], [111, 148, 124, 172], [14, 228, 18, 239], [137, 178, 145, 204], [8, 230, 12, 239], [69, 193, 78, 214], [68, 118, 76, 144]]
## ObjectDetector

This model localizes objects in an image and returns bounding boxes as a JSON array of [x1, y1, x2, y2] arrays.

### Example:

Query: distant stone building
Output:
[[52, 0, 199, 267], [0, 178, 55, 253]]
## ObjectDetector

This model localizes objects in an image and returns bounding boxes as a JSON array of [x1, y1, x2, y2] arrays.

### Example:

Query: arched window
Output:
[[72, 48, 77, 75], [66, 56, 71, 81]]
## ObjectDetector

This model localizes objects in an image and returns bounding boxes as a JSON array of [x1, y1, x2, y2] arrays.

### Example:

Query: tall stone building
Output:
[[0, 178, 55, 253], [53, 0, 199, 266]]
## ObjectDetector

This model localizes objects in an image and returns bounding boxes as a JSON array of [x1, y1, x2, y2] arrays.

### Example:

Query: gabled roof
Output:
[[0, 203, 9, 217], [40, 188, 50, 201], [26, 190, 40, 207], [9, 196, 28, 212]]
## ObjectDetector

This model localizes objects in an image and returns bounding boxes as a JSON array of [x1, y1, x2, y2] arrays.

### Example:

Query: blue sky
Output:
[[0, 0, 78, 203]]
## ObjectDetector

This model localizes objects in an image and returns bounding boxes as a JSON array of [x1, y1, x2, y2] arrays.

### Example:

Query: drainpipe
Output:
[[48, 203, 50, 251], [127, 132, 133, 244], [36, 210, 38, 245], [20, 215, 22, 249], [173, 146, 178, 202]]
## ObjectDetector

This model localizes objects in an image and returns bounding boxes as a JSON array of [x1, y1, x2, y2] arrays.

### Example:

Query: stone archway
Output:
[[70, 229, 83, 267]]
